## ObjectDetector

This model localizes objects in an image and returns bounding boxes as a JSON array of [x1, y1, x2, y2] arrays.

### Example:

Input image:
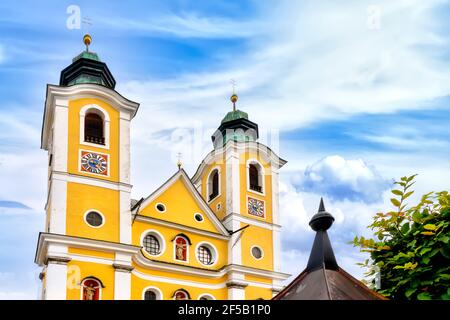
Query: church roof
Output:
[[59, 35, 116, 89], [273, 198, 386, 300]]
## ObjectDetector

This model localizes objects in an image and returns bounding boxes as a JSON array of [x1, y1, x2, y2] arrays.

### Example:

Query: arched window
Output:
[[249, 163, 263, 193], [144, 290, 157, 300], [84, 112, 105, 145], [174, 236, 188, 262], [208, 169, 219, 201], [81, 278, 102, 300], [173, 289, 190, 300]]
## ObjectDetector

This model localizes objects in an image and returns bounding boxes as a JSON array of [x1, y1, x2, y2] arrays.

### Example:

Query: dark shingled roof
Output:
[[273, 198, 386, 300]]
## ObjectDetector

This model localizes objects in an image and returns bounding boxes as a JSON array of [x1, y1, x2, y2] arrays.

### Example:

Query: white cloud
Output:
[[117, 0, 450, 139], [291, 155, 390, 203], [100, 13, 262, 39]]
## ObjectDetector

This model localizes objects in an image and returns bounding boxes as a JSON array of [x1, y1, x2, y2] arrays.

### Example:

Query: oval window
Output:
[[194, 213, 204, 222], [85, 211, 103, 227], [156, 203, 166, 212], [251, 246, 263, 260]]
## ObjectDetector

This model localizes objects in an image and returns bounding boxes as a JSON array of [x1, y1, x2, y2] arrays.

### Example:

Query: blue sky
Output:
[[1, 0, 450, 299]]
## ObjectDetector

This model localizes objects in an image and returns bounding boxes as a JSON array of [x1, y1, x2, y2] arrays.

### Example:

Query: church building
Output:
[[34, 35, 290, 300]]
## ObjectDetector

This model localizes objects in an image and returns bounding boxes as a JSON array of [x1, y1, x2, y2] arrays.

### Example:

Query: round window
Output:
[[143, 234, 161, 255], [251, 246, 263, 259], [156, 203, 166, 212], [197, 245, 213, 265], [194, 213, 204, 222], [85, 211, 103, 227]]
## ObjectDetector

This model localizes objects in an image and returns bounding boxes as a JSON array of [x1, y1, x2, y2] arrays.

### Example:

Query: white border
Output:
[[80, 278, 102, 300], [195, 241, 219, 267], [194, 212, 204, 223], [142, 286, 163, 300], [78, 149, 111, 178], [140, 229, 166, 258], [79, 104, 110, 149], [198, 293, 216, 300], [246, 158, 265, 196], [250, 245, 264, 260], [206, 166, 221, 203], [155, 202, 166, 213], [83, 209, 106, 228], [173, 235, 190, 264], [246, 195, 266, 220]]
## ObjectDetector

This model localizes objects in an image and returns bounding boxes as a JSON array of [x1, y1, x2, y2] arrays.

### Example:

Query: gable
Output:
[[136, 171, 228, 236]]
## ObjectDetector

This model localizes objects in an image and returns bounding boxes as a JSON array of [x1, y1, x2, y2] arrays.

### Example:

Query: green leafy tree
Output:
[[351, 174, 450, 300]]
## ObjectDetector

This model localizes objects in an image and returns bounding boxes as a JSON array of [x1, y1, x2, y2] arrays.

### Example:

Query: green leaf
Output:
[[401, 223, 410, 234], [405, 288, 417, 298], [420, 247, 432, 256], [424, 224, 438, 231], [391, 198, 401, 207], [417, 292, 432, 300], [392, 190, 403, 196], [403, 191, 414, 199]]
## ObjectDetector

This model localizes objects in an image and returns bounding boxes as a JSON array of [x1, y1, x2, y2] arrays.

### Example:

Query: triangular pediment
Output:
[[134, 169, 229, 236]]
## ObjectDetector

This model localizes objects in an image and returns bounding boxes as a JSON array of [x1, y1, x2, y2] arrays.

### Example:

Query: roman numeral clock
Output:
[[80, 151, 108, 176]]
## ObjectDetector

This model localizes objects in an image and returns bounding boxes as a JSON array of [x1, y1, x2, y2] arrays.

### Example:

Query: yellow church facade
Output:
[[35, 35, 290, 300]]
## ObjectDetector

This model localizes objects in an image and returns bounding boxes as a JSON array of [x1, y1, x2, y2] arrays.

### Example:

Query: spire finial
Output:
[[318, 197, 326, 212], [83, 34, 92, 52], [230, 79, 238, 111], [309, 197, 334, 232], [176, 152, 183, 170]]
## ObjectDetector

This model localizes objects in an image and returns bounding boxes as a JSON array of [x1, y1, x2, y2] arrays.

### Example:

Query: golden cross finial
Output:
[[229, 79, 238, 111], [176, 153, 183, 170]]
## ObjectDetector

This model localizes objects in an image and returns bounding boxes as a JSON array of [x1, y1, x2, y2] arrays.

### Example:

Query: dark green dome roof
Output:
[[221, 109, 249, 124]]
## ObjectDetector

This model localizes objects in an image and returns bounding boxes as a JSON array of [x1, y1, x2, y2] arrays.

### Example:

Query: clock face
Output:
[[248, 197, 265, 218], [80, 151, 108, 176]]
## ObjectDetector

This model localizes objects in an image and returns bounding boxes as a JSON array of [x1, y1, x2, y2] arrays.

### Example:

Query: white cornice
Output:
[[42, 84, 140, 150], [35, 233, 140, 266], [191, 141, 287, 183], [133, 251, 290, 281], [222, 213, 282, 231], [134, 215, 230, 240]]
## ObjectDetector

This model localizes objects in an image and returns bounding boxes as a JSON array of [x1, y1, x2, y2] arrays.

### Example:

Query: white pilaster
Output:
[[119, 190, 132, 244], [119, 112, 131, 184], [52, 99, 69, 173], [227, 272, 247, 300], [223, 219, 242, 265], [45, 263, 68, 300], [113, 252, 133, 300], [225, 149, 240, 215], [48, 178, 67, 234], [114, 269, 131, 300]]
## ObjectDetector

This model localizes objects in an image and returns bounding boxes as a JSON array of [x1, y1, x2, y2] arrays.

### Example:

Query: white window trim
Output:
[[83, 209, 105, 228], [173, 235, 190, 264], [195, 241, 219, 267], [246, 158, 266, 196], [250, 245, 264, 260], [140, 229, 166, 258], [79, 104, 110, 150], [246, 195, 266, 220], [155, 202, 166, 213], [78, 149, 111, 178], [80, 278, 102, 300], [142, 286, 163, 300], [194, 212, 204, 223], [206, 166, 221, 203], [198, 293, 216, 300]]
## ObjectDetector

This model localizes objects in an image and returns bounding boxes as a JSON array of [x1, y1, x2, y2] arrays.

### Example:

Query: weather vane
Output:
[[176, 152, 183, 170], [229, 79, 238, 111]]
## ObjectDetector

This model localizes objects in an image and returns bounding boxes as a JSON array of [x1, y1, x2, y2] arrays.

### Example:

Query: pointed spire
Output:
[[306, 197, 338, 272], [318, 197, 326, 212]]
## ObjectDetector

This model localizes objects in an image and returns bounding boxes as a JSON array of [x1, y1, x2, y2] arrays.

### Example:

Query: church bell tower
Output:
[[36, 35, 139, 299]]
